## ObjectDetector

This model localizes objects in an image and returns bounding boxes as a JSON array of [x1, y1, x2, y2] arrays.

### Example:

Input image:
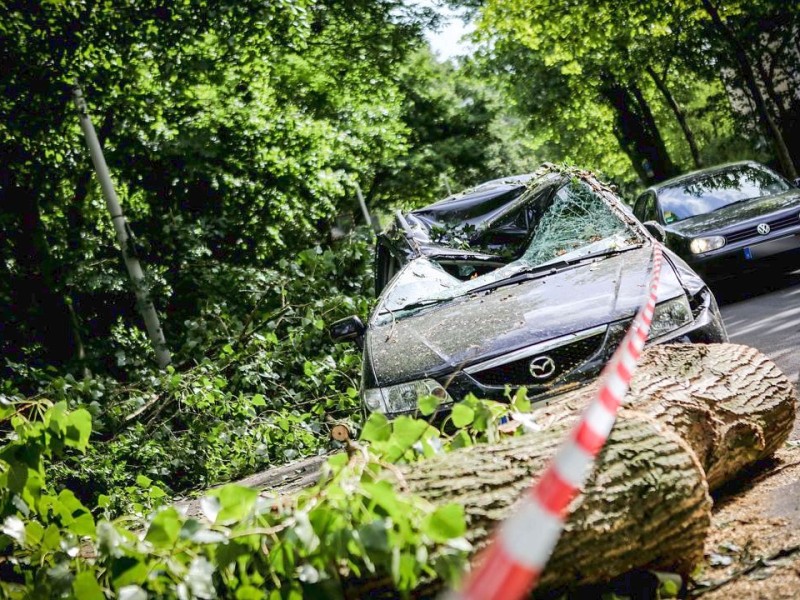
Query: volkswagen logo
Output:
[[529, 355, 557, 380], [757, 222, 771, 235]]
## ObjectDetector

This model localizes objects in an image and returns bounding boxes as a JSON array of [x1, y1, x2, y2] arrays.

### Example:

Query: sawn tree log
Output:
[[348, 344, 796, 596]]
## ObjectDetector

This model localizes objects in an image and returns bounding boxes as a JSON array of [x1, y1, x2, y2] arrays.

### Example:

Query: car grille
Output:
[[725, 213, 800, 244], [470, 331, 606, 387]]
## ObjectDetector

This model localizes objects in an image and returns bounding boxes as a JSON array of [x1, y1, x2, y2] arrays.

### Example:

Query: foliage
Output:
[[459, 0, 799, 189], [0, 380, 540, 597], [18, 235, 374, 515], [0, 0, 423, 369]]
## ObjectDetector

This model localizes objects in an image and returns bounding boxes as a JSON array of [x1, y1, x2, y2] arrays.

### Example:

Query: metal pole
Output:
[[72, 84, 172, 369], [442, 173, 453, 196], [353, 181, 380, 234]]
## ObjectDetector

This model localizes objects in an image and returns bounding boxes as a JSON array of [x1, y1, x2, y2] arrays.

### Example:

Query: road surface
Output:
[[702, 270, 800, 599], [716, 270, 800, 388]]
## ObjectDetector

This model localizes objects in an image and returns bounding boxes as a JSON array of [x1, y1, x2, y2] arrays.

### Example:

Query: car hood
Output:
[[666, 189, 800, 236], [366, 247, 684, 386]]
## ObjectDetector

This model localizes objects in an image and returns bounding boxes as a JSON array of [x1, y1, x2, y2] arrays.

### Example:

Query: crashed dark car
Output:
[[633, 161, 800, 280], [331, 167, 728, 419]]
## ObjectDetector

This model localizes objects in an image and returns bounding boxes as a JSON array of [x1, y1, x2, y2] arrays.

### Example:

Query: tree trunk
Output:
[[231, 344, 796, 596], [600, 75, 678, 184], [532, 343, 796, 491], [646, 66, 703, 169], [700, 0, 797, 179], [398, 412, 712, 596], [0, 155, 79, 366]]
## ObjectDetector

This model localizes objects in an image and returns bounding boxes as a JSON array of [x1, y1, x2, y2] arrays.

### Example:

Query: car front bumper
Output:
[[688, 230, 800, 280], [374, 287, 727, 418]]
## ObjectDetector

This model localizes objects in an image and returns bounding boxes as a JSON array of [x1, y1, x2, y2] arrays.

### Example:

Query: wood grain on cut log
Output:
[[534, 344, 797, 490]]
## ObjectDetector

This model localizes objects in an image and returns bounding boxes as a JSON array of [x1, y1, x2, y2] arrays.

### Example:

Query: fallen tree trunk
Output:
[[401, 411, 712, 594], [533, 344, 797, 490], [347, 344, 796, 596]]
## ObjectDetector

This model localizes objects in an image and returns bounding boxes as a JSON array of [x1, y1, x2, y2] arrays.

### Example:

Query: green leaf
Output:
[[209, 484, 258, 524], [73, 571, 105, 600], [64, 408, 92, 451], [251, 394, 266, 407], [56, 490, 95, 536], [660, 578, 680, 597], [135, 474, 152, 488], [418, 394, 440, 416], [425, 504, 466, 542], [385, 417, 430, 461], [359, 412, 390, 443], [118, 585, 147, 600], [145, 507, 181, 547], [25, 520, 45, 545], [187, 557, 216, 599], [112, 557, 148, 588], [1, 516, 25, 544], [236, 585, 265, 600], [511, 388, 531, 413], [451, 404, 475, 428], [41, 523, 61, 553], [362, 481, 402, 519], [358, 519, 389, 552]]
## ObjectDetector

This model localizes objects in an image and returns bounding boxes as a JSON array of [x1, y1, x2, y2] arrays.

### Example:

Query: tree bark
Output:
[[399, 412, 712, 596], [600, 75, 678, 184], [700, 0, 797, 179], [646, 66, 703, 169], [533, 344, 796, 491]]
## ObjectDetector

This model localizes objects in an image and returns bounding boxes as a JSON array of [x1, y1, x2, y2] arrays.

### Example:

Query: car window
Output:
[[644, 193, 660, 222], [657, 164, 791, 222], [633, 195, 648, 221], [634, 192, 659, 223]]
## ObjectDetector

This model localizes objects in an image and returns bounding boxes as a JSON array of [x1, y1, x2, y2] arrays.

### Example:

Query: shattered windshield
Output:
[[377, 179, 642, 321]]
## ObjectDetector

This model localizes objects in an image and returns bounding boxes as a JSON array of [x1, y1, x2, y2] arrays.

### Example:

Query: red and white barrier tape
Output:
[[446, 244, 664, 600]]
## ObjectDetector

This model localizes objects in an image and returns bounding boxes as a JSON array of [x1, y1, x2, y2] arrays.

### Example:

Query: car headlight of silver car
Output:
[[648, 295, 692, 340], [362, 379, 452, 414], [689, 236, 725, 254]]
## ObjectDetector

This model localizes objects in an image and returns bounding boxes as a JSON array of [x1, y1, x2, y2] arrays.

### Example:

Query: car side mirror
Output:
[[794, 177, 800, 188], [642, 220, 666, 243], [329, 316, 365, 347]]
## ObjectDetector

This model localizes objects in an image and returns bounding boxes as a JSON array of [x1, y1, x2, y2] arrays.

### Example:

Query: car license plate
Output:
[[744, 235, 800, 260]]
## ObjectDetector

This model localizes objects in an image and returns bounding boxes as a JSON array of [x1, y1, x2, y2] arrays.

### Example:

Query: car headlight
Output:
[[689, 236, 725, 254], [648, 295, 692, 340], [362, 379, 452, 415]]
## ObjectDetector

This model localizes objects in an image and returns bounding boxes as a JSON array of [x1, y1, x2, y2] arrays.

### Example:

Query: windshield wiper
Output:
[[466, 245, 641, 296], [380, 296, 453, 316], [708, 197, 756, 212], [466, 260, 571, 295], [562, 244, 642, 265]]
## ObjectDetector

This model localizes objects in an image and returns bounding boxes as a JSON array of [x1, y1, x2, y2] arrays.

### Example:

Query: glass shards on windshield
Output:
[[522, 180, 630, 265]]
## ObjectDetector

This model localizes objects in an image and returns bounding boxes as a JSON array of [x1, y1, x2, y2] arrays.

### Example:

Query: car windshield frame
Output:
[[657, 164, 791, 224], [373, 177, 644, 323]]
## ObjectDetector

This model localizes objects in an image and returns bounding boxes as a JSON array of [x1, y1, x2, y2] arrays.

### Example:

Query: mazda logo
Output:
[[757, 223, 771, 235], [529, 355, 557, 379]]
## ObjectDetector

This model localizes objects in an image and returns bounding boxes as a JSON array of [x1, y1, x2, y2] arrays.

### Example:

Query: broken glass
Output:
[[375, 179, 642, 323]]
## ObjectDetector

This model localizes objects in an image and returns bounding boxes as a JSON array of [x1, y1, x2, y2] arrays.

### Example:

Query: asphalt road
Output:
[[715, 269, 800, 388]]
